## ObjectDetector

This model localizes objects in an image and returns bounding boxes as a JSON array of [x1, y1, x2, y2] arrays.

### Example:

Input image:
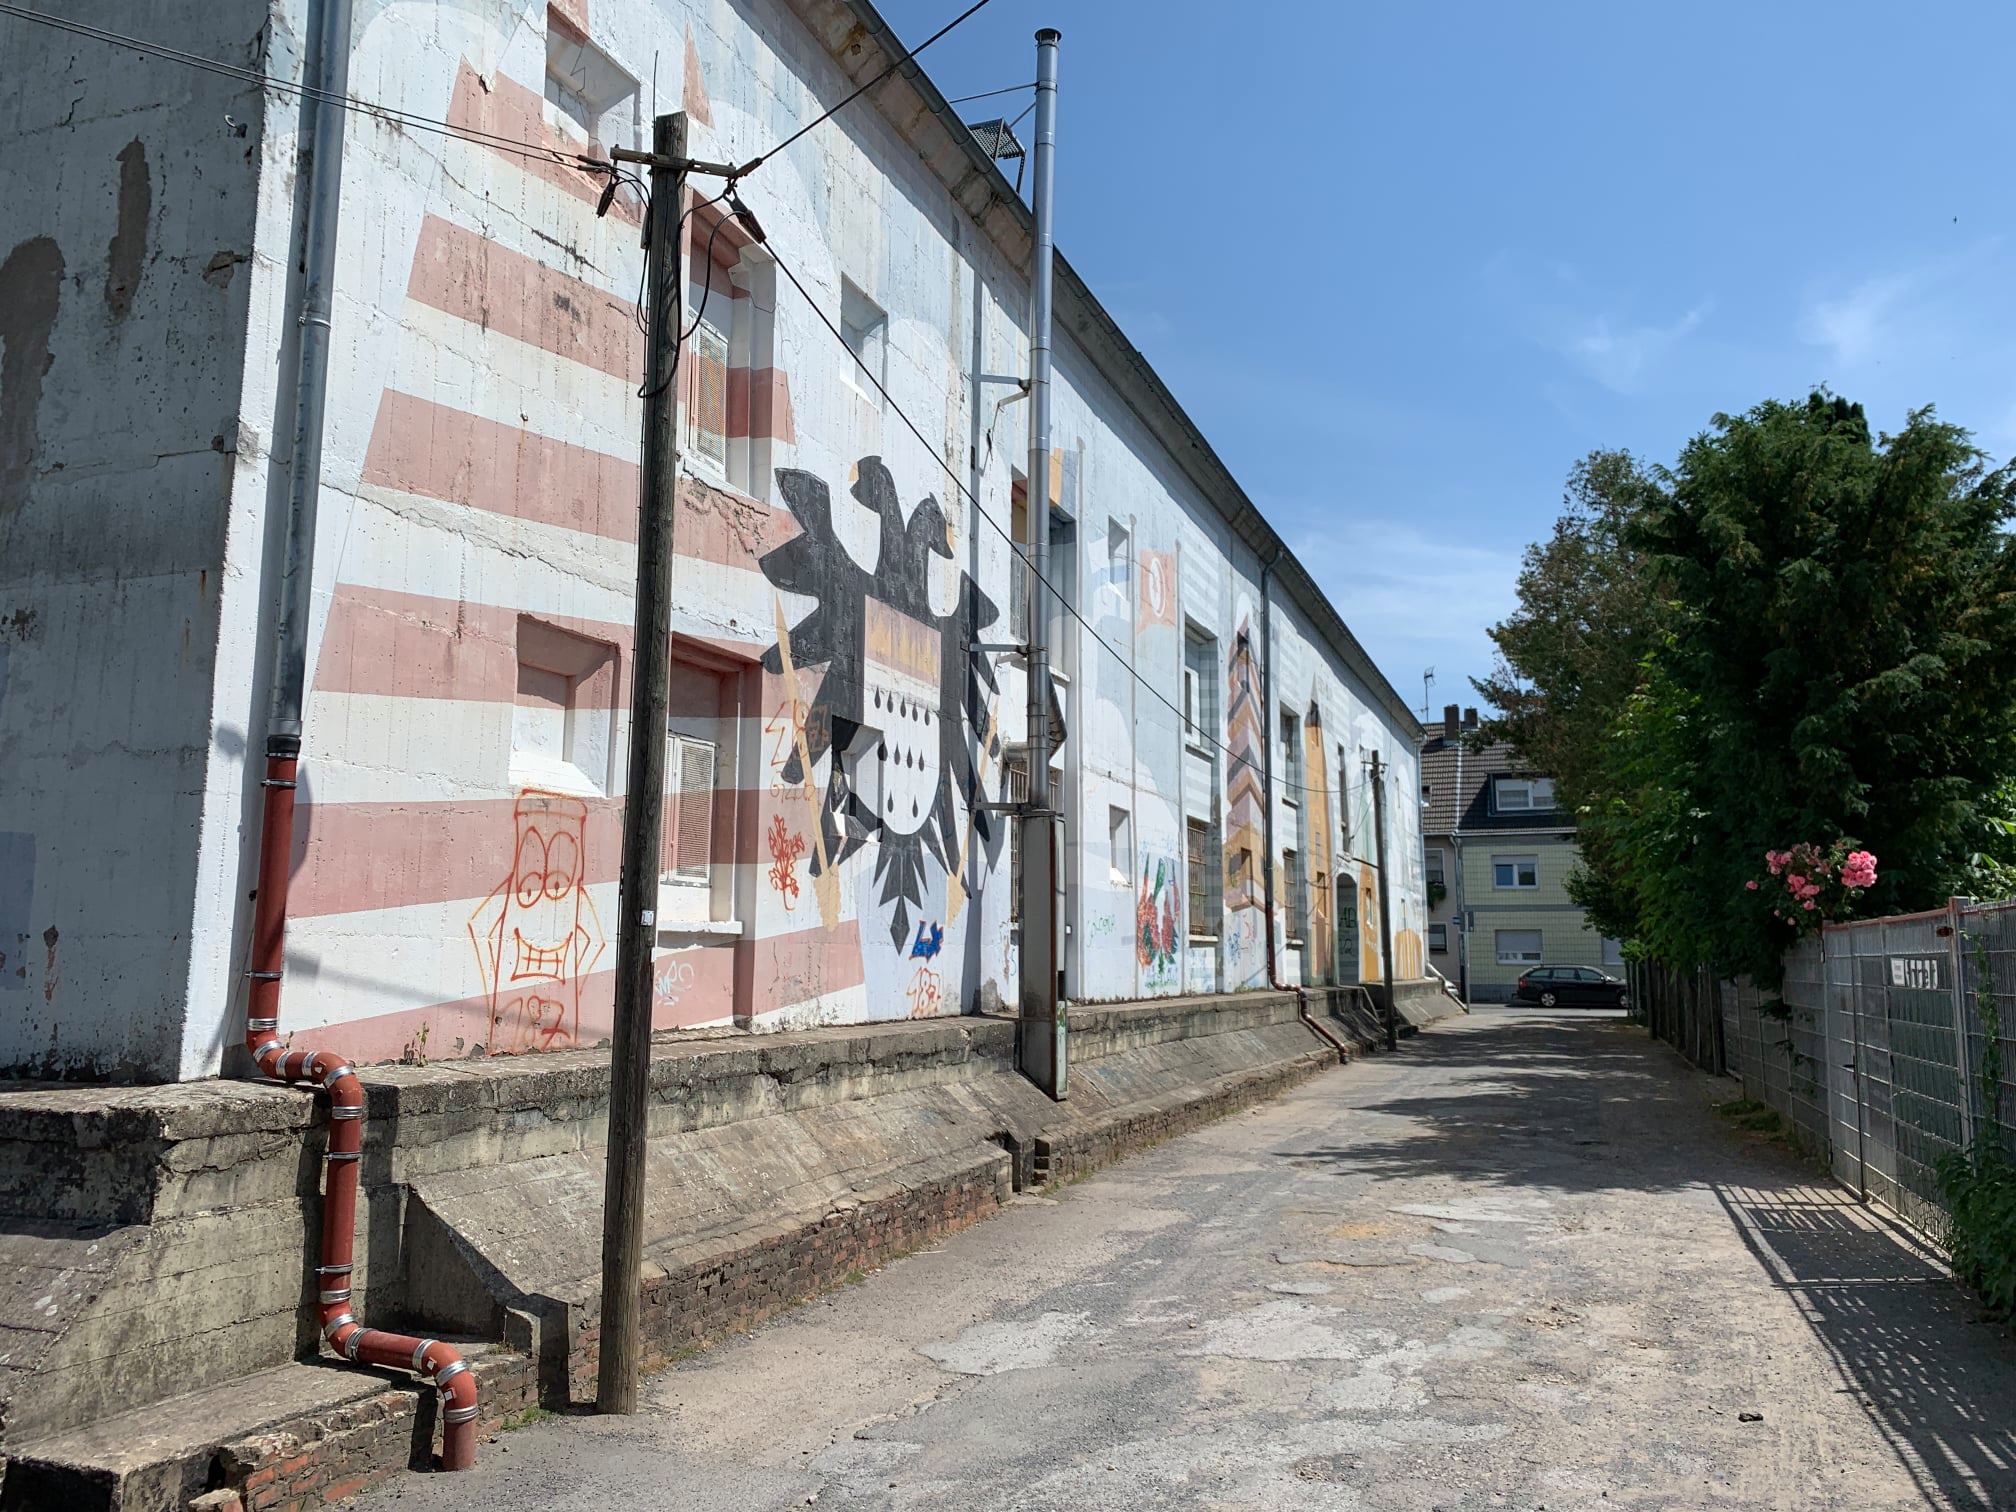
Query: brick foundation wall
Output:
[[217, 1352, 538, 1512], [1034, 1051, 1330, 1185]]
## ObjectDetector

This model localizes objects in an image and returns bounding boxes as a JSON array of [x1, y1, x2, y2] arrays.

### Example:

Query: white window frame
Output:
[[543, 18, 639, 149], [1182, 627, 1215, 756], [1495, 929, 1543, 965], [1493, 775, 1557, 813], [840, 278, 888, 403], [1425, 846, 1446, 887], [1106, 518, 1131, 609], [1281, 846, 1304, 945], [1279, 710, 1301, 807], [683, 312, 730, 476], [1493, 854, 1539, 890], [1337, 742, 1351, 856], [1108, 805, 1133, 889], [510, 619, 617, 797], [666, 734, 718, 884]]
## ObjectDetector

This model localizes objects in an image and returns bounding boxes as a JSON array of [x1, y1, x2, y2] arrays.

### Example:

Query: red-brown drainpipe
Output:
[[246, 0, 475, 1468], [246, 739, 479, 1470]]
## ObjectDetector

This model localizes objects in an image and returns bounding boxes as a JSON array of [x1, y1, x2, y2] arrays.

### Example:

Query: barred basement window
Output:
[[1187, 817, 1219, 940], [1005, 753, 1030, 923], [668, 736, 716, 882]]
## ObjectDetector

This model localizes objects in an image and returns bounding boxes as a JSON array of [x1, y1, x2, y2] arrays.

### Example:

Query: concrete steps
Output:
[[0, 1346, 530, 1511]]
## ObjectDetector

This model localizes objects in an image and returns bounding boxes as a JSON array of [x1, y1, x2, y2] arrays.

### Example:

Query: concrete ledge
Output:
[[0, 989, 1452, 1507]]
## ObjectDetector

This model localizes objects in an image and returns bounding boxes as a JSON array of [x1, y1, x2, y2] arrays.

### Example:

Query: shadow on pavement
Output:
[[1275, 1009, 2016, 1511], [1716, 1181, 2016, 1512], [1276, 1011, 1732, 1197]]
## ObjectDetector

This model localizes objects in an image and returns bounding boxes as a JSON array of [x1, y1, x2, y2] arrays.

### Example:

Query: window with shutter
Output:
[[671, 736, 716, 881], [685, 319, 729, 471]]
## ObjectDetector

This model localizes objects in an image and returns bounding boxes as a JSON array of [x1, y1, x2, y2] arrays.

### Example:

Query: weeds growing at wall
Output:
[[1937, 936, 2015, 1321]]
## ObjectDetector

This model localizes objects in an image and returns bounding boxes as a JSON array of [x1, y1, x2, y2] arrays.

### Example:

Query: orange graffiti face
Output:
[[513, 827, 579, 904], [506, 814, 585, 977]]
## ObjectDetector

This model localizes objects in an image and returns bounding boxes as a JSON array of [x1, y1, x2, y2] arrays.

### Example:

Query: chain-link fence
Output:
[[1646, 899, 2016, 1239]]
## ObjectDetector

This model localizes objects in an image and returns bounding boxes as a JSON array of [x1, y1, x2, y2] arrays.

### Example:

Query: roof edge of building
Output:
[[798, 0, 1422, 741]]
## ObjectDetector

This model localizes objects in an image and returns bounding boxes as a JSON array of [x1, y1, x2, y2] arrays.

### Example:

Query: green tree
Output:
[[1475, 450, 1665, 808], [1488, 393, 2016, 980]]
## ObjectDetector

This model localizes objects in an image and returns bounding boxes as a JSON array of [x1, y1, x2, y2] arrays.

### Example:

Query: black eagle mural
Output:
[[759, 457, 1006, 950]]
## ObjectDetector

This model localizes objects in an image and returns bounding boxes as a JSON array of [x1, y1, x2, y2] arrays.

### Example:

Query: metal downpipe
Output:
[[245, 0, 475, 1470], [1016, 27, 1065, 1098]]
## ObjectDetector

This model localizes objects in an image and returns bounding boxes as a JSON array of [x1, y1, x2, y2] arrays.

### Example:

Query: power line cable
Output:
[[945, 80, 1035, 105], [736, 0, 996, 176], [0, 2, 607, 171], [754, 213, 1357, 801]]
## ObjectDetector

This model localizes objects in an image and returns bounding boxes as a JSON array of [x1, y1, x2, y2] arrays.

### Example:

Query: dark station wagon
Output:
[[1513, 965, 1630, 1009]]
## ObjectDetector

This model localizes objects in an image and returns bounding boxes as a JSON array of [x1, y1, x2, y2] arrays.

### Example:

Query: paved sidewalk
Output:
[[359, 1009, 2016, 1512]]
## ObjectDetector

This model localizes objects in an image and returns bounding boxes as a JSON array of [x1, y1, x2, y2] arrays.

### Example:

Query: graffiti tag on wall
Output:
[[766, 814, 806, 908], [468, 790, 607, 1052]]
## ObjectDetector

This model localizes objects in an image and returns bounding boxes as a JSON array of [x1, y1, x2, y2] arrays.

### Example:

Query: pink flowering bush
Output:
[[1750, 840, 1877, 934]]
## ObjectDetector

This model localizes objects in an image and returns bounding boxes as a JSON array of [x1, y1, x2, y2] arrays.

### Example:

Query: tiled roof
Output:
[[1417, 733, 1573, 837]]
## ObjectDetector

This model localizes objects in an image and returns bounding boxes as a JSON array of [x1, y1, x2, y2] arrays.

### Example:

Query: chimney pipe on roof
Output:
[[1442, 704, 1459, 741], [1463, 707, 1479, 729]]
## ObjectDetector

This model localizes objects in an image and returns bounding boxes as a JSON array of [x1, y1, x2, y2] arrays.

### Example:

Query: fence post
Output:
[[1946, 896, 1978, 1156]]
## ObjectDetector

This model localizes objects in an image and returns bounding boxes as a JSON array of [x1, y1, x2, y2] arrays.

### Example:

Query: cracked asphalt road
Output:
[[360, 1008, 2016, 1512]]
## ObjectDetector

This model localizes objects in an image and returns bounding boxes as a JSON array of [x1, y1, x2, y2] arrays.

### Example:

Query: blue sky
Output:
[[878, 0, 2016, 721]]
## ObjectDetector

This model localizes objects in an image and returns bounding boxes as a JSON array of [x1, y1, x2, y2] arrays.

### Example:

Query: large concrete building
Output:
[[0, 0, 1431, 1086], [0, 2, 1454, 1498]]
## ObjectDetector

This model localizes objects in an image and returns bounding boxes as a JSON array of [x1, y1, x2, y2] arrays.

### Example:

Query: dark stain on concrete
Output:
[[0, 236, 65, 532], [202, 249, 248, 290], [105, 139, 151, 320]]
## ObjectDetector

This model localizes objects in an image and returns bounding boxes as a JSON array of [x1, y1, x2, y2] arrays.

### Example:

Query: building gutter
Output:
[[244, 0, 475, 1468]]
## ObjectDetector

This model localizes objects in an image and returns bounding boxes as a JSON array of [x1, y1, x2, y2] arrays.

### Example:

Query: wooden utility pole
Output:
[[598, 110, 686, 1416], [1369, 749, 1398, 1052]]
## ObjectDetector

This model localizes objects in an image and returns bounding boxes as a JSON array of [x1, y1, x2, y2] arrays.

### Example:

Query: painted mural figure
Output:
[[758, 458, 1004, 950], [1136, 857, 1178, 980], [467, 790, 607, 1052], [1223, 623, 1265, 913]]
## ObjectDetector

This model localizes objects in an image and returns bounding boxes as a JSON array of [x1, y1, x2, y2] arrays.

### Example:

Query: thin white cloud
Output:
[[1487, 252, 1712, 396], [1797, 239, 2006, 377], [1800, 272, 1914, 368], [1566, 302, 1712, 394]]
